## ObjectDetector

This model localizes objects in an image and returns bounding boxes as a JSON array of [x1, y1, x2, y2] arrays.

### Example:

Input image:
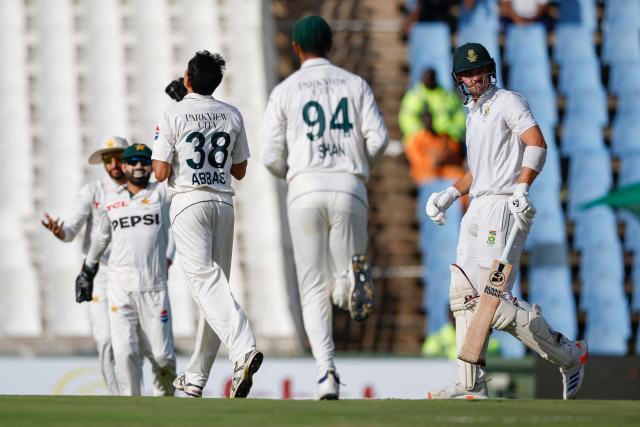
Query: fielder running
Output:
[[261, 16, 389, 400], [152, 50, 262, 398], [41, 136, 129, 395], [81, 143, 176, 396], [425, 43, 588, 399]]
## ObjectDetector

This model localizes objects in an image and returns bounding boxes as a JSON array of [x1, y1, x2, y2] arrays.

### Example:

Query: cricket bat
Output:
[[458, 224, 521, 364]]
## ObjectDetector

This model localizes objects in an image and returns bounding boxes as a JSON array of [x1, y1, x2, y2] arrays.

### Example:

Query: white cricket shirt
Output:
[[261, 58, 389, 204], [152, 93, 251, 201], [87, 181, 171, 291], [62, 178, 120, 264], [465, 86, 537, 197]]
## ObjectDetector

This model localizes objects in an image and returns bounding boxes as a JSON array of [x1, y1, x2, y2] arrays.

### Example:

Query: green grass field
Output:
[[0, 397, 639, 427]]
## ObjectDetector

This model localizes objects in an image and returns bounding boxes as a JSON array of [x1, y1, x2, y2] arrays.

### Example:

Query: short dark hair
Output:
[[187, 50, 226, 95]]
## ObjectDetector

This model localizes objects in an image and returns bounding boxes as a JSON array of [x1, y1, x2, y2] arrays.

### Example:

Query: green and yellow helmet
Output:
[[451, 42, 496, 103]]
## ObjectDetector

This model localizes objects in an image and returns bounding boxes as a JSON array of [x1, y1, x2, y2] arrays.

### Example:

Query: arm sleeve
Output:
[[361, 81, 389, 169], [61, 183, 94, 242], [231, 110, 251, 164], [151, 111, 175, 162], [261, 86, 288, 178], [86, 208, 111, 266], [504, 93, 537, 136]]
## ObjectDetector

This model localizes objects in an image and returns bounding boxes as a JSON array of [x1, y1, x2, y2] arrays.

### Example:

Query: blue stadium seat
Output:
[[528, 264, 577, 340], [564, 89, 608, 127], [553, 24, 597, 66], [526, 195, 566, 249], [603, 0, 640, 31], [558, 58, 602, 95], [409, 23, 452, 88], [504, 23, 549, 66], [585, 301, 630, 355], [531, 136, 561, 191], [458, 0, 499, 35], [602, 28, 640, 65], [579, 241, 626, 319], [617, 153, 640, 251], [573, 206, 618, 251], [558, 0, 597, 31], [508, 62, 553, 94], [611, 114, 640, 156], [609, 61, 640, 96], [523, 89, 558, 129], [616, 92, 640, 118], [567, 151, 612, 219], [561, 120, 605, 157]]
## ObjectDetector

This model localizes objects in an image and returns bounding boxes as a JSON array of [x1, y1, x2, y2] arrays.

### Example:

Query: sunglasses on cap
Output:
[[124, 157, 152, 166]]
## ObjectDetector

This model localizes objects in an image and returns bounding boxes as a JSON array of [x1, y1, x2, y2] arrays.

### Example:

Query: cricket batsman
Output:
[[261, 15, 389, 399], [80, 143, 176, 396], [425, 43, 588, 399], [152, 50, 262, 398], [41, 136, 129, 395]]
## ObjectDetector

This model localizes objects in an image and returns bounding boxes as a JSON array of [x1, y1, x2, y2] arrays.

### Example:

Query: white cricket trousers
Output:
[[170, 190, 256, 376], [90, 264, 119, 395], [107, 287, 176, 396], [288, 191, 368, 377]]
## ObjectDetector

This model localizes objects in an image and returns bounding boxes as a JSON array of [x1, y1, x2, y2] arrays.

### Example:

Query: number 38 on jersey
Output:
[[185, 130, 230, 185]]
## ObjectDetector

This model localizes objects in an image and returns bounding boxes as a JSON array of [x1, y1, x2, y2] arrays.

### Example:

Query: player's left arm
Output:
[[230, 110, 251, 181], [361, 81, 389, 169], [152, 111, 176, 182], [261, 86, 288, 178]]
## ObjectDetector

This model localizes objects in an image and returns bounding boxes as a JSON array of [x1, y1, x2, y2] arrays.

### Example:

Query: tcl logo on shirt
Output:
[[111, 214, 160, 230], [106, 200, 129, 211]]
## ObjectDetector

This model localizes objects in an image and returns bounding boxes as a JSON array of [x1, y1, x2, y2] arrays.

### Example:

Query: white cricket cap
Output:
[[87, 136, 129, 164]]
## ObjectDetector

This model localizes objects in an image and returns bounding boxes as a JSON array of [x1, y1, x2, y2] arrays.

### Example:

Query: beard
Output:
[[109, 167, 124, 180], [125, 168, 151, 187]]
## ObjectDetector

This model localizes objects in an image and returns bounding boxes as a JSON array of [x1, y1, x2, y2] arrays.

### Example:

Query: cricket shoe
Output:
[[317, 369, 340, 400], [173, 374, 203, 398], [427, 381, 488, 400], [561, 340, 588, 400], [349, 254, 375, 322], [230, 349, 263, 398]]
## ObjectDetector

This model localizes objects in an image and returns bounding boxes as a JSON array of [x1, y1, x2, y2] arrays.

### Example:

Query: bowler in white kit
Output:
[[425, 43, 588, 399], [261, 15, 389, 399], [83, 143, 176, 396], [152, 50, 262, 398]]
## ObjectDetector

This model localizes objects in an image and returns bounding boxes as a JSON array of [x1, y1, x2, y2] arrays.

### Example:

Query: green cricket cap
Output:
[[292, 15, 332, 53], [452, 42, 495, 74], [121, 143, 152, 161]]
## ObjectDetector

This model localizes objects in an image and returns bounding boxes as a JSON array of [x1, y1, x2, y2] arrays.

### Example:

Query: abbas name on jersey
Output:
[[192, 170, 226, 186]]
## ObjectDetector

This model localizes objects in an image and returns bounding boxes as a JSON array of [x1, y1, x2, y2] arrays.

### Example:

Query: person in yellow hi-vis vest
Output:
[[399, 68, 466, 142]]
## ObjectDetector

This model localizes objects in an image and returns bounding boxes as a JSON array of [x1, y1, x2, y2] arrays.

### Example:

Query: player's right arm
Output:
[[453, 169, 473, 196], [152, 111, 176, 182], [360, 80, 389, 170], [42, 182, 94, 242], [261, 85, 288, 179], [426, 170, 473, 226]]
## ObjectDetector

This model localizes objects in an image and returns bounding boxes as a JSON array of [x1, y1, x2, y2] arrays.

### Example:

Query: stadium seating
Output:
[[603, 0, 640, 30], [564, 89, 608, 128], [558, 0, 597, 31], [504, 24, 549, 67], [560, 120, 605, 157], [557, 57, 603, 95], [632, 252, 640, 312], [608, 62, 640, 97], [572, 206, 619, 251], [408, 22, 452, 88], [457, 0, 499, 35], [601, 28, 640, 65], [552, 24, 597, 66], [524, 89, 558, 129], [611, 114, 640, 156], [84, 0, 129, 156], [615, 92, 640, 119], [508, 62, 554, 94], [0, 210, 41, 336], [0, 0, 34, 217]]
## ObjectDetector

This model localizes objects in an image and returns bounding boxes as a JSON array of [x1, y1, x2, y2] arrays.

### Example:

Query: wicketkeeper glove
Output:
[[75, 260, 99, 303], [165, 78, 188, 102], [426, 186, 461, 225], [508, 183, 536, 232]]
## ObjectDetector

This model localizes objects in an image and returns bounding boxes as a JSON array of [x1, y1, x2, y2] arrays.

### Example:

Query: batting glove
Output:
[[75, 260, 99, 303], [508, 183, 536, 232], [425, 186, 461, 226]]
